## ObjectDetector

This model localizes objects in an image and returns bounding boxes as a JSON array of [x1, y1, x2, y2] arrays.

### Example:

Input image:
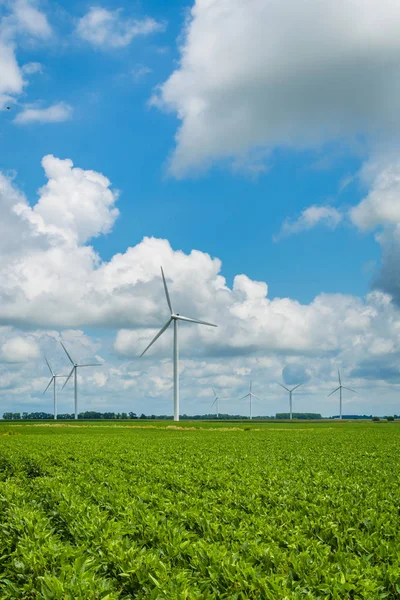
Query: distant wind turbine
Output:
[[141, 267, 217, 422], [239, 382, 260, 420], [278, 382, 302, 420], [211, 388, 227, 419], [328, 370, 356, 420], [61, 342, 101, 420], [43, 357, 67, 420]]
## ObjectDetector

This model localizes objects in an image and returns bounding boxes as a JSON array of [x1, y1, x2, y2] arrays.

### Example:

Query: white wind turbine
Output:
[[328, 370, 356, 420], [211, 388, 227, 419], [239, 382, 260, 420], [278, 382, 302, 420], [140, 267, 217, 422], [43, 357, 67, 420], [61, 342, 101, 420]]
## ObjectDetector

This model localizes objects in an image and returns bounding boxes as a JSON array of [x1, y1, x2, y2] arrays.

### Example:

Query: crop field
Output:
[[0, 421, 399, 599]]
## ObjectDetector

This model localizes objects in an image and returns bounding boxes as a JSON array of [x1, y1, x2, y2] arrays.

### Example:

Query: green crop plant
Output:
[[0, 422, 399, 598]]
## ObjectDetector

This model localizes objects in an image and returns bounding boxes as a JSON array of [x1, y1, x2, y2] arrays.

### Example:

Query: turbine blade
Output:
[[175, 315, 217, 327], [62, 367, 75, 390], [60, 342, 75, 365], [278, 383, 290, 392], [291, 383, 302, 392], [211, 398, 217, 407], [328, 386, 340, 397], [252, 394, 261, 400], [43, 377, 54, 394], [140, 318, 172, 357], [161, 266, 173, 314], [239, 394, 249, 401], [212, 387, 217, 398], [78, 363, 100, 367], [338, 369, 341, 385], [343, 387, 357, 393], [44, 356, 54, 376]]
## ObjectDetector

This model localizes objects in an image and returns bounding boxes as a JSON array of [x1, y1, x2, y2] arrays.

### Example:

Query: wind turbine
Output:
[[211, 388, 227, 419], [140, 267, 217, 422], [239, 382, 260, 420], [328, 370, 356, 420], [43, 357, 67, 420], [61, 342, 100, 420], [278, 382, 302, 420]]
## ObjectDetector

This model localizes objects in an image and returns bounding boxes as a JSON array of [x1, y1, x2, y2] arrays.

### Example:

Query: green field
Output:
[[0, 421, 399, 599]]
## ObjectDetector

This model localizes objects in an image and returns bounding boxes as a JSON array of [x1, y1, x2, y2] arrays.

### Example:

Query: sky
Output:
[[1, 0, 400, 418]]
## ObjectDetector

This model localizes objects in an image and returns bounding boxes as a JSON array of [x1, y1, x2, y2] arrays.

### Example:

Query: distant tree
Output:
[[121, 412, 128, 419], [139, 413, 147, 419], [276, 413, 322, 420], [103, 412, 115, 419], [372, 416, 380, 422], [387, 416, 395, 421], [129, 412, 137, 419]]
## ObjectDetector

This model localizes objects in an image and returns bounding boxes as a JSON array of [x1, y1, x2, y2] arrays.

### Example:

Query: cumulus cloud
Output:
[[15, 154, 119, 245], [276, 205, 343, 240], [0, 156, 400, 415], [14, 103, 73, 125], [350, 155, 400, 305], [351, 156, 400, 230], [76, 7, 164, 49], [154, 0, 400, 176], [1, 336, 39, 363], [0, 1, 51, 107]]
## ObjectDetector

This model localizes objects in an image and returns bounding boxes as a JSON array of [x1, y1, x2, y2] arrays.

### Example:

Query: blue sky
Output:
[[0, 0, 400, 417]]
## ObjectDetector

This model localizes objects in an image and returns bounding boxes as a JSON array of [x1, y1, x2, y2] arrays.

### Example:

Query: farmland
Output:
[[0, 422, 399, 599]]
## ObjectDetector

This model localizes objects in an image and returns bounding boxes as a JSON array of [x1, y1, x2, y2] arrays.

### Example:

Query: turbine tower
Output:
[[328, 370, 356, 420], [43, 357, 67, 420], [239, 382, 260, 420], [61, 342, 100, 420], [278, 382, 302, 420], [211, 388, 227, 419], [141, 267, 217, 422]]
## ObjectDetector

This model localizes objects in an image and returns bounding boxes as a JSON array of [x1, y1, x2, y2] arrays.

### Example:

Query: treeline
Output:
[[275, 413, 322, 420], [330, 415, 399, 420], [2, 411, 139, 420], [4, 411, 396, 421]]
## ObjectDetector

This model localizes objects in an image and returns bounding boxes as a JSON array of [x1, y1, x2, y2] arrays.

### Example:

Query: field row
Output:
[[0, 425, 399, 598]]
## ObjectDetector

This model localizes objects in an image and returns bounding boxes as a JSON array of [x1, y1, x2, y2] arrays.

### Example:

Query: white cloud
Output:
[[1, 336, 39, 363], [276, 205, 343, 239], [154, 0, 400, 176], [76, 7, 164, 49], [350, 155, 400, 305], [14, 103, 73, 125], [0, 157, 400, 415], [21, 61, 43, 75], [11, 0, 51, 39], [0, 1, 51, 108], [15, 154, 119, 245], [351, 156, 400, 230], [132, 65, 152, 82], [0, 40, 24, 107]]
